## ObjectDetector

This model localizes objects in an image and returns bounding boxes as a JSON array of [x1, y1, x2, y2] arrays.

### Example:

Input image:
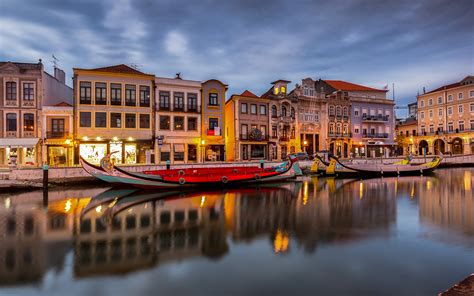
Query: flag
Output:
[[383, 84, 389, 90]]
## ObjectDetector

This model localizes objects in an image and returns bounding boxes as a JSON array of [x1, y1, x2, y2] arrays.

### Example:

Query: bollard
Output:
[[260, 159, 264, 169], [166, 160, 171, 170], [42, 164, 49, 208]]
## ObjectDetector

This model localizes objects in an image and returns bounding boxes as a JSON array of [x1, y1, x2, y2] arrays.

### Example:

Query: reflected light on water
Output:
[[4, 197, 11, 209], [273, 229, 289, 254], [200, 195, 206, 207], [359, 182, 364, 199], [426, 180, 432, 190], [464, 171, 472, 191], [303, 182, 308, 205]]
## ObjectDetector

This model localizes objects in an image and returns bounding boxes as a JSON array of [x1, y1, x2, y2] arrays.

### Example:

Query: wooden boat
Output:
[[80, 155, 302, 189], [325, 155, 442, 177], [81, 188, 138, 217], [309, 155, 329, 175]]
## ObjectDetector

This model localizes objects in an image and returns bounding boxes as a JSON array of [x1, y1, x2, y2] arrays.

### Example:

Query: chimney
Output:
[[54, 67, 66, 84]]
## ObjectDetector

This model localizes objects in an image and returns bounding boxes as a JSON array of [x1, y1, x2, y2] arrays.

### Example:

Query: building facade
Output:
[[416, 76, 474, 155], [395, 117, 417, 155], [315, 79, 394, 158], [73, 65, 155, 165], [201, 79, 227, 162], [0, 61, 44, 167], [292, 78, 327, 155], [155, 75, 202, 164], [261, 80, 299, 160], [225, 90, 270, 161], [325, 91, 351, 158]]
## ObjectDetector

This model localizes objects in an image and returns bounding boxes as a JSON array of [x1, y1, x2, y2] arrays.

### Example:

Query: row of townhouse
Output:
[[396, 76, 474, 155], [1, 60, 397, 167]]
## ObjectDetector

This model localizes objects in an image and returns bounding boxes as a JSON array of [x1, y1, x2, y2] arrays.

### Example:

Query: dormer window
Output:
[[280, 86, 286, 94], [274, 87, 280, 95]]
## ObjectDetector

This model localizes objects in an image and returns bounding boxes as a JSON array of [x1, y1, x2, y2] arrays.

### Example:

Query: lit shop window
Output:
[[80, 144, 107, 164], [125, 144, 137, 164], [110, 142, 123, 164]]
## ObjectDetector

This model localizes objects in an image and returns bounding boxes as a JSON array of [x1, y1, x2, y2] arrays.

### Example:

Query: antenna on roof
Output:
[[51, 54, 59, 68], [130, 64, 141, 70]]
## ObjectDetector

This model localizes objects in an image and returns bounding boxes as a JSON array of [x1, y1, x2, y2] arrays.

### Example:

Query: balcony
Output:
[[362, 115, 389, 122], [206, 128, 221, 136], [328, 132, 352, 138], [240, 134, 269, 141], [362, 133, 389, 139], [280, 116, 295, 123], [279, 136, 289, 142], [47, 131, 70, 138]]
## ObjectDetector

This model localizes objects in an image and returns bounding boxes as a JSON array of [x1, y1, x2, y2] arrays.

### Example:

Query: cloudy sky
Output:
[[1, 0, 473, 110]]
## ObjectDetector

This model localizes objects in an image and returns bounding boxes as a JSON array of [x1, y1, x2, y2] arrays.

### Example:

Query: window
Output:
[[271, 105, 277, 117], [470, 103, 474, 112], [471, 120, 474, 130], [188, 145, 197, 161], [354, 128, 359, 134], [250, 104, 257, 114], [281, 106, 287, 117], [159, 91, 170, 110], [95, 82, 107, 105], [343, 107, 348, 116], [174, 92, 184, 111], [429, 110, 433, 118], [429, 125, 434, 133], [188, 117, 197, 131], [458, 105, 463, 113], [139, 114, 150, 129], [459, 121, 464, 131], [125, 113, 136, 128], [160, 116, 170, 130], [23, 83, 34, 101], [52, 119, 65, 133], [79, 112, 91, 127], [174, 116, 184, 130], [241, 124, 248, 139], [458, 92, 463, 100], [272, 125, 277, 138], [125, 84, 136, 106], [291, 107, 295, 119], [209, 93, 218, 106], [110, 83, 122, 105], [174, 145, 184, 161], [95, 112, 107, 128], [428, 98, 433, 106], [23, 113, 34, 131], [336, 106, 342, 116], [260, 105, 267, 115], [187, 93, 198, 111], [140, 86, 150, 107], [329, 105, 334, 116], [448, 122, 453, 132], [209, 118, 218, 130], [79, 82, 91, 104], [448, 107, 453, 116], [448, 94, 453, 102], [260, 125, 266, 136], [470, 90, 474, 98], [280, 86, 286, 94], [438, 109, 443, 117], [6, 113, 17, 131], [354, 108, 359, 116], [110, 113, 122, 128], [6, 81, 17, 100], [420, 100, 424, 107], [241, 103, 248, 113], [437, 97, 442, 104]]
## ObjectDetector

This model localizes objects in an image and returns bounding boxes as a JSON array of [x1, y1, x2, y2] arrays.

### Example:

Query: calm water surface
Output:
[[0, 168, 473, 296]]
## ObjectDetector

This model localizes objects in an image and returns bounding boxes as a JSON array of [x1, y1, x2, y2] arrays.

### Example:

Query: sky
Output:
[[1, 0, 473, 112]]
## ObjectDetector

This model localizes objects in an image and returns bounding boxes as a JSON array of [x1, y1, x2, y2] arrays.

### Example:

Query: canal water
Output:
[[0, 168, 473, 295]]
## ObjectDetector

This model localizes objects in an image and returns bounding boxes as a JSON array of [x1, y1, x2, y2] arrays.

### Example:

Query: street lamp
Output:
[[303, 140, 308, 153], [201, 139, 206, 163]]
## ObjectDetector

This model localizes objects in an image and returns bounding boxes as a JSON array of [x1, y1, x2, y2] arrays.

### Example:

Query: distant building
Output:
[[201, 79, 227, 162], [225, 90, 270, 161], [315, 79, 394, 158], [408, 102, 417, 119], [395, 117, 417, 155], [416, 75, 474, 155], [261, 80, 299, 160], [72, 65, 155, 164], [155, 75, 202, 164]]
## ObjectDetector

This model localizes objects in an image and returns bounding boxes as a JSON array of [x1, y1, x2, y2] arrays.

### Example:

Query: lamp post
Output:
[[303, 140, 308, 153], [201, 139, 205, 163]]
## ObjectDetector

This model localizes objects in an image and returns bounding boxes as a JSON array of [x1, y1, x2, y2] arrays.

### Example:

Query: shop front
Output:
[[240, 144, 267, 160], [366, 141, 394, 158], [205, 144, 225, 162], [77, 139, 153, 165], [0, 138, 40, 167]]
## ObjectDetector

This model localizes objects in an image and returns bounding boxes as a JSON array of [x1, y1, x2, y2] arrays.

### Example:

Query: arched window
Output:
[[6, 113, 17, 131], [23, 113, 34, 131], [329, 105, 335, 116], [6, 82, 17, 100], [329, 123, 334, 133], [271, 105, 277, 117], [336, 124, 341, 134], [336, 106, 342, 116], [290, 107, 295, 119], [343, 107, 348, 116], [281, 106, 287, 117]]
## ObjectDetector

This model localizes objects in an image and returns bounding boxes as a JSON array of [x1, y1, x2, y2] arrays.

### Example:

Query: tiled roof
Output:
[[271, 79, 291, 84], [424, 82, 461, 95], [0, 61, 42, 71], [324, 80, 387, 92], [54, 102, 72, 107], [76, 64, 152, 76], [240, 90, 259, 98], [261, 87, 275, 99]]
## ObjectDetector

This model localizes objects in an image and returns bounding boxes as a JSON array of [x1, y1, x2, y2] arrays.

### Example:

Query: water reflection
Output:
[[0, 169, 473, 292]]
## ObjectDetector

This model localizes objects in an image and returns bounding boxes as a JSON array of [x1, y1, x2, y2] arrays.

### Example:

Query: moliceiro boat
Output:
[[324, 155, 442, 177], [80, 154, 302, 189]]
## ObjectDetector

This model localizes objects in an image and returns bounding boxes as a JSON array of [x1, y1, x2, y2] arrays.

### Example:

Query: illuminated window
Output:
[[280, 86, 286, 93], [111, 113, 122, 128], [23, 113, 34, 131], [274, 87, 279, 95]]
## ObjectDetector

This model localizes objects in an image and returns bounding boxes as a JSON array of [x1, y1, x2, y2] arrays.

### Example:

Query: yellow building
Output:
[[395, 117, 417, 155], [201, 79, 227, 162], [73, 65, 155, 164], [416, 76, 474, 155]]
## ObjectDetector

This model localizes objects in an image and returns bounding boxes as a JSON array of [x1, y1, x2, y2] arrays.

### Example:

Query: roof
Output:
[[397, 117, 417, 127], [54, 101, 72, 107], [271, 79, 291, 84], [421, 76, 473, 95], [240, 90, 259, 98], [323, 80, 387, 92], [0, 61, 42, 71], [74, 64, 153, 76]]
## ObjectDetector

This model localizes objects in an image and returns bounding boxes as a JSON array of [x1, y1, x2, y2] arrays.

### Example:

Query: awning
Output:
[[174, 144, 185, 152], [160, 144, 171, 152], [0, 138, 40, 148]]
